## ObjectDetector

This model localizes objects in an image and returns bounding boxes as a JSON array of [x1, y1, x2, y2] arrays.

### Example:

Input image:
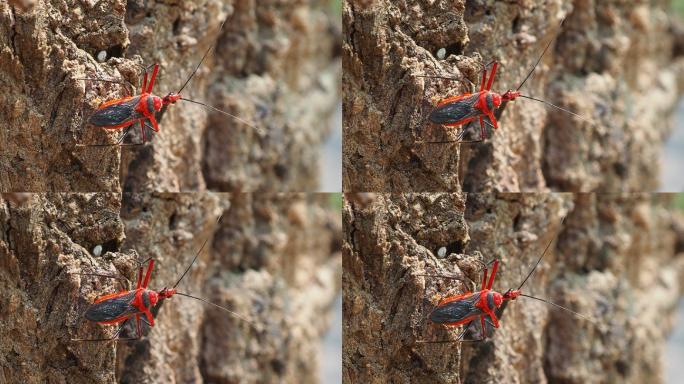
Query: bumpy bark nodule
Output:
[[343, 0, 684, 192], [343, 193, 684, 383], [0, 0, 340, 192], [0, 193, 341, 383]]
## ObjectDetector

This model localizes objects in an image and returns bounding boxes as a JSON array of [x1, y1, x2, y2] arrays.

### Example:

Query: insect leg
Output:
[[485, 62, 498, 91], [461, 317, 495, 342], [70, 271, 131, 293], [458, 116, 496, 144], [71, 321, 139, 342], [417, 115, 497, 145], [479, 315, 487, 338], [146, 64, 159, 93], [142, 258, 155, 289], [76, 78, 135, 97], [135, 314, 142, 339], [115, 122, 156, 147], [115, 125, 134, 145], [486, 260, 499, 290], [135, 63, 159, 93], [138, 119, 147, 142], [148, 115, 160, 132], [416, 319, 488, 344], [488, 312, 500, 328], [479, 116, 486, 141], [70, 272, 130, 284]]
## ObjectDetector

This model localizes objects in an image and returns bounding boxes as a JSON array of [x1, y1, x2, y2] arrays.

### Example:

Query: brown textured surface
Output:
[[343, 193, 684, 383], [0, 193, 341, 383], [0, 0, 340, 192], [342, 0, 684, 192]]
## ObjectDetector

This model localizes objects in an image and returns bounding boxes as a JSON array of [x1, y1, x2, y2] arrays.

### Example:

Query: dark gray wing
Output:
[[429, 93, 481, 124], [89, 96, 143, 127], [84, 291, 138, 322], [429, 292, 484, 324]]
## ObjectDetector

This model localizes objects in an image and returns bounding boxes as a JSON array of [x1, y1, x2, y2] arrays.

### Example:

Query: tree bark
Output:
[[343, 0, 684, 192], [0, 0, 340, 192], [343, 193, 684, 383], [0, 192, 341, 383]]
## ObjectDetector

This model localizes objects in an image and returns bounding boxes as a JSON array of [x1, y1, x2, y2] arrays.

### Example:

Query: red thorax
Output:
[[474, 289, 504, 313], [474, 289, 522, 313], [134, 94, 164, 117], [478, 90, 520, 112]]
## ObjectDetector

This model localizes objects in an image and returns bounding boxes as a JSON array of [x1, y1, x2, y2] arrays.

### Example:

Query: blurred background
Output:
[[320, 103, 342, 193], [663, 3, 684, 380], [657, 77, 684, 378], [318, 1, 341, 380], [661, 99, 684, 191]]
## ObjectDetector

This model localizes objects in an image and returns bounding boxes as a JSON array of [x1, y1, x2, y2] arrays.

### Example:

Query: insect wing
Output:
[[89, 96, 143, 128], [430, 292, 484, 324], [84, 290, 139, 323], [429, 93, 481, 125]]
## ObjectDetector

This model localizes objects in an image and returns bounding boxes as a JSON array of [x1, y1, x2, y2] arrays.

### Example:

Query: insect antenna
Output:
[[518, 293, 596, 323], [516, 216, 565, 291], [512, 217, 595, 322], [179, 98, 260, 131], [75, 123, 153, 147], [169, 214, 257, 328], [517, 94, 595, 125], [174, 291, 257, 329], [170, 16, 261, 131], [172, 214, 223, 289], [176, 17, 228, 94], [515, 18, 566, 91]]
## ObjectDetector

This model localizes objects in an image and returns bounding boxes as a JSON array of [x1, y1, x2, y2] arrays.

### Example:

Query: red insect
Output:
[[420, 218, 594, 343], [79, 17, 256, 147], [71, 215, 254, 342], [420, 18, 593, 144]]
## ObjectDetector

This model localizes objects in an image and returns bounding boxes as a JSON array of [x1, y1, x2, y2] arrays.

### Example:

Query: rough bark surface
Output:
[[0, 192, 342, 383], [343, 0, 684, 192], [343, 193, 684, 383], [0, 0, 340, 192]]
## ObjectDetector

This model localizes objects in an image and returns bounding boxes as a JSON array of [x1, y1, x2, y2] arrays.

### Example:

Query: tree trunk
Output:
[[0, 192, 341, 383], [0, 0, 340, 192], [343, 0, 684, 192], [343, 193, 684, 383]]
